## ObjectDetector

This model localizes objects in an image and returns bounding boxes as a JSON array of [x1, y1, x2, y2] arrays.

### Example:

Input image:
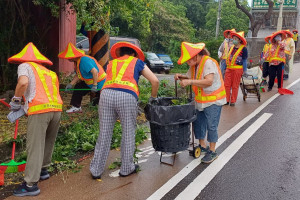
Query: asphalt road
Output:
[[159, 76, 300, 200], [6, 64, 300, 200]]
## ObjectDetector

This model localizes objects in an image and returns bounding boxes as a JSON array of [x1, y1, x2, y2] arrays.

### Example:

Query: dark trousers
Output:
[[262, 62, 269, 78], [70, 81, 100, 107], [268, 63, 283, 89]]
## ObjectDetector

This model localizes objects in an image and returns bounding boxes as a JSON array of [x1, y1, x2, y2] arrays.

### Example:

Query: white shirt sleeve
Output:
[[203, 59, 217, 77], [17, 63, 32, 78]]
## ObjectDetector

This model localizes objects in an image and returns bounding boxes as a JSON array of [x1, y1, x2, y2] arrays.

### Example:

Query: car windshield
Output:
[[158, 55, 172, 62], [146, 53, 160, 60]]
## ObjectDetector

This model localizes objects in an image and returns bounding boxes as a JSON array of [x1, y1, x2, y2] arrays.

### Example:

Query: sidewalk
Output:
[[6, 62, 300, 200]]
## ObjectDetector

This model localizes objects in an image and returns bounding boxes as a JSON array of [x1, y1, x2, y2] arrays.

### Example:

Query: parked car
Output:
[[76, 35, 89, 54], [144, 52, 170, 74], [76, 35, 141, 57], [156, 54, 174, 70]]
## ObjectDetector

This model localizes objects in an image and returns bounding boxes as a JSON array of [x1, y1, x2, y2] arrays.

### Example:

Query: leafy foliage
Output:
[[52, 106, 149, 162], [146, 0, 195, 53], [205, 0, 250, 36]]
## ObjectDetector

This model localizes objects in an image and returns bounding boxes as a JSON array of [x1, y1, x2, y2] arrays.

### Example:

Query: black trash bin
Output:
[[144, 97, 196, 153]]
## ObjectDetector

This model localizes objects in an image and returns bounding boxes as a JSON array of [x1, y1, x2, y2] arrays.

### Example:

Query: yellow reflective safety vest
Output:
[[191, 56, 226, 103], [262, 44, 270, 62], [27, 62, 63, 115], [76, 55, 106, 85], [293, 33, 298, 42], [269, 44, 286, 63], [221, 41, 230, 60], [226, 45, 245, 69], [102, 55, 139, 97]]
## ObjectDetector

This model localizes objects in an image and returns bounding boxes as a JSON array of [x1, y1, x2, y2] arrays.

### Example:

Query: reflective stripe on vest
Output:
[[221, 41, 229, 59], [226, 45, 244, 69], [263, 44, 270, 62], [76, 55, 106, 85], [102, 56, 139, 96], [269, 44, 286, 63], [191, 56, 226, 103], [293, 33, 298, 41], [27, 62, 63, 115]]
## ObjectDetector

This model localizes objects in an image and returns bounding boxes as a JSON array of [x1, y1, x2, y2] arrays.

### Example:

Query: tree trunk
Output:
[[234, 0, 274, 37]]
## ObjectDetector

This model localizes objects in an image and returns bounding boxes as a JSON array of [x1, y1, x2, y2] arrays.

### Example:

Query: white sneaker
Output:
[[66, 106, 82, 113]]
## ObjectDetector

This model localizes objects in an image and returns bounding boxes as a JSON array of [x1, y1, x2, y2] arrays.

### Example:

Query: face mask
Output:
[[275, 35, 282, 41], [268, 40, 271, 43], [232, 40, 239, 45], [226, 38, 229, 41]]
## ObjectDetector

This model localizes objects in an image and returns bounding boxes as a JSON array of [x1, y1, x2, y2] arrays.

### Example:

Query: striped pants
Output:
[[90, 89, 138, 176]]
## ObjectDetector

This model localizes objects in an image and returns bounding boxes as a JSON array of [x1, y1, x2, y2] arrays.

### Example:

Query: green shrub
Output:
[[204, 38, 224, 61]]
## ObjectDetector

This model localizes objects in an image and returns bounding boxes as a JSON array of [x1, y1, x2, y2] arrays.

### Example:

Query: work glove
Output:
[[65, 83, 73, 93], [9, 101, 21, 112], [148, 97, 158, 105], [7, 107, 26, 123], [91, 85, 98, 93]]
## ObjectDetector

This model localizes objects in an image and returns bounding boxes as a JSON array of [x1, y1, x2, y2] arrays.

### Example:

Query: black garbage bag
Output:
[[144, 97, 197, 152], [144, 97, 196, 126]]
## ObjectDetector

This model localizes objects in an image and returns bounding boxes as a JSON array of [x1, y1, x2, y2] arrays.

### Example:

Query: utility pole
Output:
[[277, 0, 284, 31], [215, 0, 222, 38]]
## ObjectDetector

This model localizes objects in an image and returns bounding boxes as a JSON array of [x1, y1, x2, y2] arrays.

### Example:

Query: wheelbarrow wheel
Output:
[[192, 146, 201, 158]]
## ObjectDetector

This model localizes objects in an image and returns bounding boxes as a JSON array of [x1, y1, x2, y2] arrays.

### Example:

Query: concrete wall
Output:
[[246, 38, 265, 65]]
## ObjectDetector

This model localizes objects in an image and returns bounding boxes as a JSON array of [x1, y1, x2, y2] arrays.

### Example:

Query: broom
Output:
[[0, 99, 26, 174]]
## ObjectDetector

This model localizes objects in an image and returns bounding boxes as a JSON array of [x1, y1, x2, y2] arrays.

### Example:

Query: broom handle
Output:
[[11, 120, 19, 160], [0, 99, 10, 107], [0, 99, 18, 160]]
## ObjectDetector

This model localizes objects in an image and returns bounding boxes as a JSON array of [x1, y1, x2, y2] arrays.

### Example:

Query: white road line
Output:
[[146, 76, 300, 200], [175, 113, 272, 200], [138, 147, 155, 155], [140, 146, 153, 151], [147, 78, 300, 200], [138, 159, 148, 164]]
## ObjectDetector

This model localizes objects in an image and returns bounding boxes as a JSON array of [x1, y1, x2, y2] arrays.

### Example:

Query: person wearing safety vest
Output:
[[260, 35, 272, 86], [224, 31, 248, 106], [283, 30, 295, 80], [293, 29, 298, 48], [218, 29, 236, 78], [58, 43, 106, 113], [175, 42, 226, 164], [7, 43, 63, 197], [90, 42, 159, 178], [263, 31, 286, 92]]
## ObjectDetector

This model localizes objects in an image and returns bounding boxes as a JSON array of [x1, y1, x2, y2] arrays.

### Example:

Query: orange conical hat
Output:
[[270, 30, 287, 42], [177, 42, 205, 65], [8, 42, 53, 66], [230, 31, 247, 45], [264, 35, 272, 43], [223, 29, 236, 38], [284, 30, 293, 38], [58, 42, 85, 59]]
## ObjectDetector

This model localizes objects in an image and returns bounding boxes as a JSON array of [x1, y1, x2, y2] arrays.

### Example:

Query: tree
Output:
[[206, 0, 250, 36], [147, 0, 196, 55], [234, 0, 274, 37]]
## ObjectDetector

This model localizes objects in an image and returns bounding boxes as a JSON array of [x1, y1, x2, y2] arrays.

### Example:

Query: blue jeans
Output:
[[193, 104, 222, 143], [220, 59, 227, 79]]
